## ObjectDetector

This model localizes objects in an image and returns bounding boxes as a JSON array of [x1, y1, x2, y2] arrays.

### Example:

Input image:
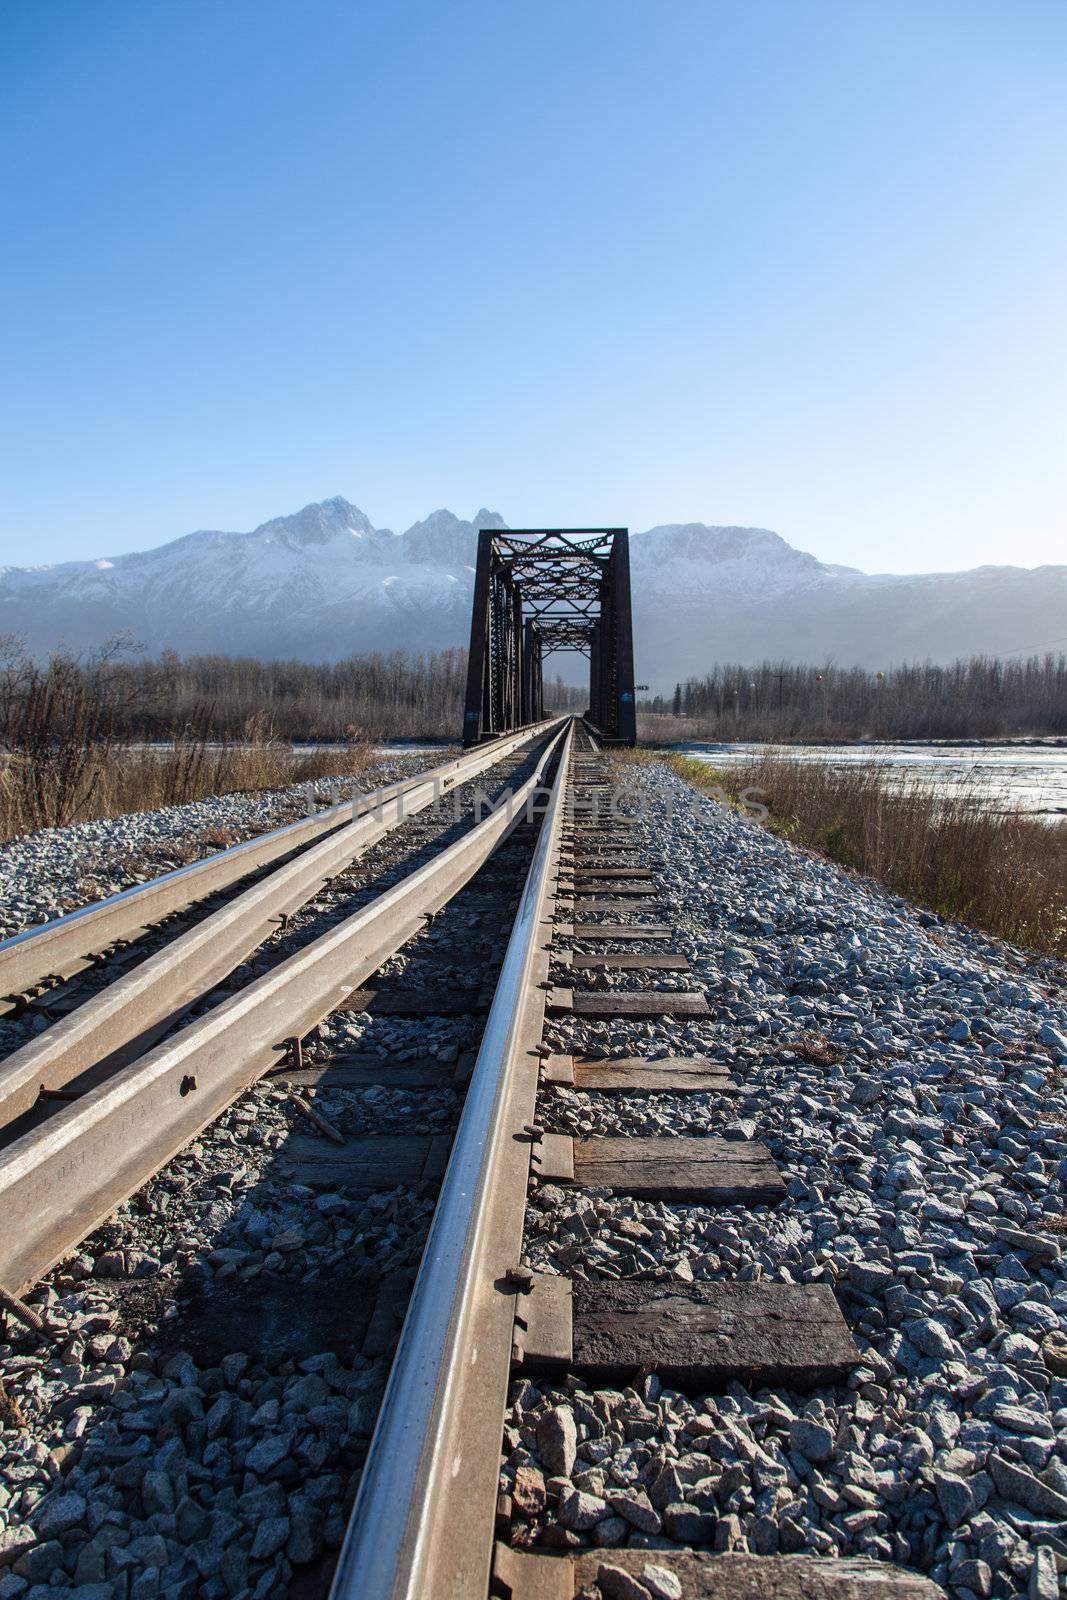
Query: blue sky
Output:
[[1, 0, 1064, 572]]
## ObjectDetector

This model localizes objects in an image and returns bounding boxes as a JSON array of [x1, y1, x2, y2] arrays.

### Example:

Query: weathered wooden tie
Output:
[[543, 1053, 734, 1094], [566, 821, 638, 832], [547, 986, 710, 1019], [277, 1132, 450, 1188], [556, 950, 690, 972], [566, 852, 664, 865], [568, 899, 667, 916], [341, 987, 489, 1016], [561, 866, 655, 879], [565, 824, 635, 838], [531, 1133, 784, 1203], [271, 1055, 460, 1090], [569, 880, 658, 896], [564, 842, 648, 856], [512, 1276, 859, 1389]]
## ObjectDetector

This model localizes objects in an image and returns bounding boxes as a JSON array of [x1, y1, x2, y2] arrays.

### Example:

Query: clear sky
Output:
[[1, 0, 1064, 573]]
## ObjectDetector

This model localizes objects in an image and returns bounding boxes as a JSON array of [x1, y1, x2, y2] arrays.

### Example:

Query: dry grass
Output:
[[198, 824, 235, 850], [781, 1032, 848, 1066], [0, 738, 375, 843], [0, 641, 383, 842], [0, 1378, 27, 1429], [638, 712, 735, 744], [617, 749, 1067, 960]]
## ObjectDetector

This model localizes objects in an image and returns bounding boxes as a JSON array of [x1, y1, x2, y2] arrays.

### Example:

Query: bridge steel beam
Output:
[[462, 528, 636, 746]]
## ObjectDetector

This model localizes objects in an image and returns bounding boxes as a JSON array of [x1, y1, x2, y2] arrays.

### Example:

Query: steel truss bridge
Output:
[[462, 527, 637, 746]]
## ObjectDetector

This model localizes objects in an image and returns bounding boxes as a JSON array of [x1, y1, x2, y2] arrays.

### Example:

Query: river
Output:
[[670, 741, 1067, 819]]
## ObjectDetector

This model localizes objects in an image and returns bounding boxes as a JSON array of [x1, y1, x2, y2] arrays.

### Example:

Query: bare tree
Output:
[[641, 654, 1067, 741]]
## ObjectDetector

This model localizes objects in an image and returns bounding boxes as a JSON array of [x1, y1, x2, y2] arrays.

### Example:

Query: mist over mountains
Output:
[[1, 497, 1063, 690]]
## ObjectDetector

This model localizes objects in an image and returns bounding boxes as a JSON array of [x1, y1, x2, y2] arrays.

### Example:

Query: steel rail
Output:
[[0, 784, 384, 1004], [0, 721, 562, 1132], [0, 722, 556, 1008], [329, 724, 573, 1600], [0, 724, 568, 1296]]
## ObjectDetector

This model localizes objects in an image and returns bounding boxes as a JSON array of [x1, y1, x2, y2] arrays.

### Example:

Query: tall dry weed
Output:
[[655, 750, 1067, 959]]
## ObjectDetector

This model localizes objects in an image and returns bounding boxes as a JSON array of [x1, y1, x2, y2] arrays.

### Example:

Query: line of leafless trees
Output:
[[105, 647, 473, 739], [642, 655, 1067, 741], [9, 646, 584, 743], [0, 637, 595, 831], [0, 634, 596, 835]]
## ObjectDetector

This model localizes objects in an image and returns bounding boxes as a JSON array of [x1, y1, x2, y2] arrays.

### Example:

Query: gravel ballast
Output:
[[0, 1070, 422, 1598], [504, 760, 1067, 1600]]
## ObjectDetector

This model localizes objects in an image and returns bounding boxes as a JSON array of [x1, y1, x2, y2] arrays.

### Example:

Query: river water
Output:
[[671, 742, 1067, 819]]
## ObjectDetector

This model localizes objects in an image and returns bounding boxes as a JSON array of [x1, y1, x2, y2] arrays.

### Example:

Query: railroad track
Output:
[[1, 720, 947, 1600], [0, 727, 555, 1135], [0, 730, 556, 1017], [0, 720, 562, 1293], [333, 727, 943, 1599]]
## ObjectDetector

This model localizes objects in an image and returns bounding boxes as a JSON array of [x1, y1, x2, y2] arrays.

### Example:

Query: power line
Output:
[[989, 637, 1067, 659]]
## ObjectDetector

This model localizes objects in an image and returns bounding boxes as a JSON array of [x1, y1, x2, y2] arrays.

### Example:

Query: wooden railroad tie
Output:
[[568, 880, 659, 896], [21, 982, 86, 1018], [542, 1053, 735, 1095], [565, 848, 661, 860], [272, 1053, 466, 1091], [179, 1270, 412, 1368], [567, 857, 665, 872], [509, 1274, 859, 1390], [563, 843, 642, 854], [563, 838, 642, 851], [567, 899, 668, 916], [565, 821, 639, 833], [530, 1133, 784, 1204], [546, 986, 711, 1019], [341, 987, 490, 1017], [556, 870, 655, 883], [278, 1132, 450, 1190], [554, 950, 691, 972]]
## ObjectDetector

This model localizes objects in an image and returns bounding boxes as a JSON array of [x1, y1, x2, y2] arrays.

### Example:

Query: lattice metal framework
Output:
[[462, 528, 636, 746]]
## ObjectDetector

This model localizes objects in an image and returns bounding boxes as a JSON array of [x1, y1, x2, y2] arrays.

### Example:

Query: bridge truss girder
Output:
[[462, 527, 636, 746]]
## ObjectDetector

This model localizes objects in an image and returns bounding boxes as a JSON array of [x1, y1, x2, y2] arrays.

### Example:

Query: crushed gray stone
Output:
[[505, 760, 1067, 1600]]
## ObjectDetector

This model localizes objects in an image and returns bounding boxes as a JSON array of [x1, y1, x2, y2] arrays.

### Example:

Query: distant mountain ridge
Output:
[[1, 497, 1063, 690]]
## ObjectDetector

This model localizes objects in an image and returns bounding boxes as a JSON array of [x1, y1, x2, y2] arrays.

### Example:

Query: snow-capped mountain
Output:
[[1, 497, 1063, 689]]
